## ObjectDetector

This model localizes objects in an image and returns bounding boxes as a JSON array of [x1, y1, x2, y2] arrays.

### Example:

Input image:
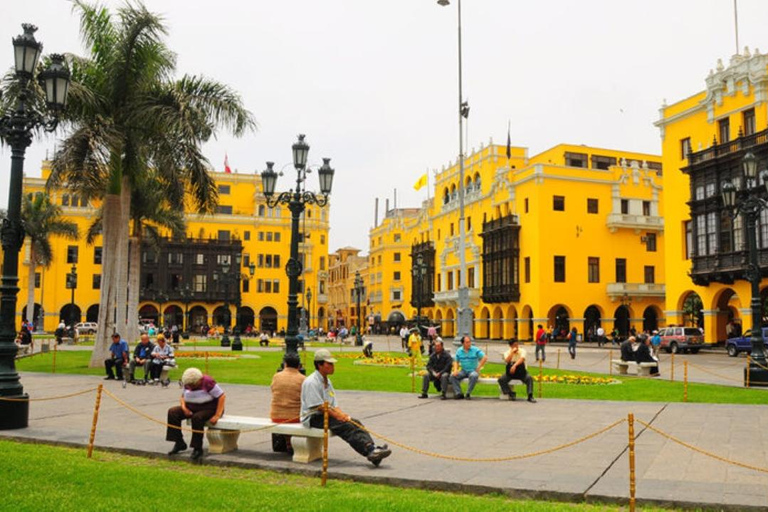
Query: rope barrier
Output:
[[0, 387, 98, 402], [344, 413, 626, 463], [637, 419, 768, 474], [101, 388, 301, 436], [686, 362, 745, 384]]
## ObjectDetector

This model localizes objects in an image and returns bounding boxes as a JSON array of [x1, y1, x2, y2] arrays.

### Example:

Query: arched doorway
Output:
[[259, 306, 278, 333], [478, 307, 490, 339], [60, 304, 81, 326], [548, 305, 570, 339], [317, 307, 326, 331], [164, 305, 184, 329], [584, 305, 602, 342], [21, 303, 42, 329], [139, 304, 159, 325], [445, 308, 455, 337], [491, 306, 503, 339], [614, 306, 630, 338], [86, 304, 99, 323], [239, 306, 255, 331], [681, 292, 703, 328], [642, 306, 660, 333], [189, 305, 208, 333], [213, 306, 231, 327], [505, 305, 518, 339]]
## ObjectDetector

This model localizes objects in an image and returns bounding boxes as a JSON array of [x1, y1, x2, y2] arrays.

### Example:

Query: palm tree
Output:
[[47, 1, 255, 366], [21, 193, 79, 330]]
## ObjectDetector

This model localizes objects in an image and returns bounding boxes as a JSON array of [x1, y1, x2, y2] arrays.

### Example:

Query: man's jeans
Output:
[[422, 372, 449, 395], [450, 370, 479, 396], [535, 344, 546, 361], [129, 359, 151, 381], [309, 414, 374, 457]]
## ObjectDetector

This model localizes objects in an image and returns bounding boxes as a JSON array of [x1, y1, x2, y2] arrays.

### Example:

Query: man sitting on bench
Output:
[[301, 349, 392, 466], [634, 335, 660, 376], [620, 336, 636, 362], [449, 336, 487, 400], [498, 339, 536, 403]]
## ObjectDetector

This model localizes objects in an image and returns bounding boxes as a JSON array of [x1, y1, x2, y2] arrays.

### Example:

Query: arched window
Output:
[[258, 205, 266, 216], [443, 188, 450, 204]]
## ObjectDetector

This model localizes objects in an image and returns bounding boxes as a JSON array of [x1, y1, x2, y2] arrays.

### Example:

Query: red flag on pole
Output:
[[224, 154, 232, 174]]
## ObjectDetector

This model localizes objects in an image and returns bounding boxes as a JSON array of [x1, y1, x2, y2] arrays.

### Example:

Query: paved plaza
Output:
[[3, 371, 767, 510]]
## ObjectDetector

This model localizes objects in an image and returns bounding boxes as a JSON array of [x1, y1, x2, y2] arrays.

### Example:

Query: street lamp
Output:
[[412, 253, 427, 327], [179, 284, 193, 334], [721, 151, 768, 386], [66, 264, 78, 331], [230, 255, 255, 351], [437, 0, 472, 341], [261, 134, 335, 356], [0, 24, 70, 429], [218, 258, 233, 348], [306, 288, 313, 334], [354, 271, 364, 346]]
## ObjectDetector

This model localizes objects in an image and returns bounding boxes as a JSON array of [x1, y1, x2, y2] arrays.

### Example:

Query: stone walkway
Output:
[[2, 372, 767, 510]]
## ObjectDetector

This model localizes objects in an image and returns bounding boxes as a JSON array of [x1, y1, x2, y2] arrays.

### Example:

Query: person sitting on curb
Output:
[[300, 349, 392, 466], [449, 336, 487, 400], [167, 367, 226, 461], [498, 339, 536, 403], [128, 334, 154, 383], [104, 333, 129, 380], [270, 352, 306, 455], [418, 338, 452, 399], [149, 334, 175, 384]]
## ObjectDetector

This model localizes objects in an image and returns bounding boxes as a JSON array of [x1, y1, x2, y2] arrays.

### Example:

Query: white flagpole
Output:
[[734, 0, 739, 55]]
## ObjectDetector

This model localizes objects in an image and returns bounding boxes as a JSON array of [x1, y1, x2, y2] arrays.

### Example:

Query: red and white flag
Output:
[[224, 154, 232, 174]]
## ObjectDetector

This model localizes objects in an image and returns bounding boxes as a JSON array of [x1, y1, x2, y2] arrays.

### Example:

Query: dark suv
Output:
[[657, 327, 704, 354], [725, 327, 768, 357]]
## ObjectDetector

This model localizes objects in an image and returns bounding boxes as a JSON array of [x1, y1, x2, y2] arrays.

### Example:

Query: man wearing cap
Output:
[[104, 333, 129, 380], [650, 330, 661, 357], [498, 339, 536, 402], [301, 349, 392, 466], [418, 338, 452, 399]]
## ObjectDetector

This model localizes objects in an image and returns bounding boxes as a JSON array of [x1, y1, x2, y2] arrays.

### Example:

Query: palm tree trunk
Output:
[[90, 193, 121, 367], [115, 178, 131, 339], [26, 246, 36, 330], [126, 222, 141, 345]]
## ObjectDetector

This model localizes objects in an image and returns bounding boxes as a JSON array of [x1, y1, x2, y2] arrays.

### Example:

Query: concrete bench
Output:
[[611, 360, 658, 376], [203, 414, 333, 463], [444, 376, 523, 399]]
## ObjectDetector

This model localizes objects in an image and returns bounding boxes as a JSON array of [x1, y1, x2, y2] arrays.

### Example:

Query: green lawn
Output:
[[17, 349, 768, 404], [0, 439, 677, 511]]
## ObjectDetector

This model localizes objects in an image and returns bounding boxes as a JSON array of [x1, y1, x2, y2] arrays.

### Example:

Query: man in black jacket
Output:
[[128, 334, 155, 383], [634, 335, 660, 376], [418, 339, 452, 399], [620, 336, 636, 362]]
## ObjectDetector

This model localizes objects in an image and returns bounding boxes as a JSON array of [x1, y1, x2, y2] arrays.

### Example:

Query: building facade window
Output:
[[524, 257, 530, 283], [644, 266, 655, 284], [588, 257, 600, 283], [94, 247, 102, 265], [394, 252, 401, 262], [743, 108, 756, 136], [244, 230, 250, 241], [554, 256, 566, 282], [216, 205, 233, 215], [218, 230, 231, 241], [565, 151, 587, 168], [92, 274, 101, 289], [553, 195, 565, 211], [615, 258, 626, 283], [218, 184, 231, 194], [645, 233, 657, 252], [587, 198, 598, 214], [34, 272, 41, 288], [67, 245, 79, 264], [480, 214, 520, 302], [642, 201, 651, 216], [621, 199, 629, 214], [719, 117, 730, 143], [680, 137, 691, 160], [394, 271, 401, 281]]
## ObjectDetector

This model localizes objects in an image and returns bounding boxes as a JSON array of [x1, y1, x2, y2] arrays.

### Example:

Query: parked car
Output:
[[657, 326, 704, 354], [725, 327, 767, 357], [75, 322, 98, 335]]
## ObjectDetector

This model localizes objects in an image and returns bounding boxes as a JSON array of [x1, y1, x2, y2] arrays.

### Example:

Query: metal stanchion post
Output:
[[52, 341, 57, 374], [205, 351, 210, 375], [670, 353, 675, 382], [628, 413, 636, 512], [322, 401, 329, 486], [87, 384, 104, 458], [557, 348, 561, 370], [684, 361, 688, 402], [410, 355, 415, 393], [538, 358, 543, 399], [609, 348, 613, 376]]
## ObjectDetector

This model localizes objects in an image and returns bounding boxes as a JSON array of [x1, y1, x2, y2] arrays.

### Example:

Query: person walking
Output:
[[567, 327, 578, 360], [534, 324, 546, 362]]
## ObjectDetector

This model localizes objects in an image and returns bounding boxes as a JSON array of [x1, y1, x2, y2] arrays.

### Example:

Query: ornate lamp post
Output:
[[179, 283, 193, 334], [354, 271, 364, 346], [66, 264, 78, 330], [217, 258, 233, 348], [231, 257, 255, 351], [156, 289, 168, 329], [721, 151, 768, 386], [305, 288, 313, 334], [0, 24, 70, 429], [261, 134, 335, 356], [412, 253, 427, 327]]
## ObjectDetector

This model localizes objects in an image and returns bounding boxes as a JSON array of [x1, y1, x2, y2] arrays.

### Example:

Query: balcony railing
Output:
[[687, 128, 768, 166], [434, 287, 480, 306], [606, 213, 664, 233], [606, 282, 665, 298]]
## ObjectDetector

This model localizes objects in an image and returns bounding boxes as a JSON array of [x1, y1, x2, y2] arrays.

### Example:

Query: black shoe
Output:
[[104, 376, 115, 380], [465, 394, 471, 400], [527, 395, 537, 403], [508, 393, 517, 401], [418, 393, 428, 399], [441, 394, 447, 400], [191, 449, 203, 461], [454, 393, 465, 400], [367, 444, 392, 466], [168, 441, 187, 455]]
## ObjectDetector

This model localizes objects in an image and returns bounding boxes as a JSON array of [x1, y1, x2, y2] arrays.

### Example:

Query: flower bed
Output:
[[176, 351, 239, 359]]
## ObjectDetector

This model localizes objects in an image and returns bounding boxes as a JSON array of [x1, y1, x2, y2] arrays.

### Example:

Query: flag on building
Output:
[[413, 173, 428, 191], [506, 120, 511, 161], [224, 154, 232, 174]]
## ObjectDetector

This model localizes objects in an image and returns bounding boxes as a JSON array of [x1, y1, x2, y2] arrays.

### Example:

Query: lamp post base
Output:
[[231, 334, 243, 351], [285, 334, 300, 356], [0, 395, 29, 430], [745, 360, 768, 387], [220, 334, 230, 348]]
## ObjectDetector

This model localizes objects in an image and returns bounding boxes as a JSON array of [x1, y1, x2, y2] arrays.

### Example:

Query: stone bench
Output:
[[611, 359, 658, 376], [203, 414, 334, 463], [444, 376, 523, 399]]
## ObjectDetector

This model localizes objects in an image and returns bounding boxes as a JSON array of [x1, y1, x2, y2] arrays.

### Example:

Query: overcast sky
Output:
[[3, 0, 768, 253]]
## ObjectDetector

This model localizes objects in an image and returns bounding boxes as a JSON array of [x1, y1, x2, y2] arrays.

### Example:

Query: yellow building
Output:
[[655, 48, 768, 344], [17, 162, 330, 336], [371, 139, 665, 341], [326, 247, 368, 331]]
